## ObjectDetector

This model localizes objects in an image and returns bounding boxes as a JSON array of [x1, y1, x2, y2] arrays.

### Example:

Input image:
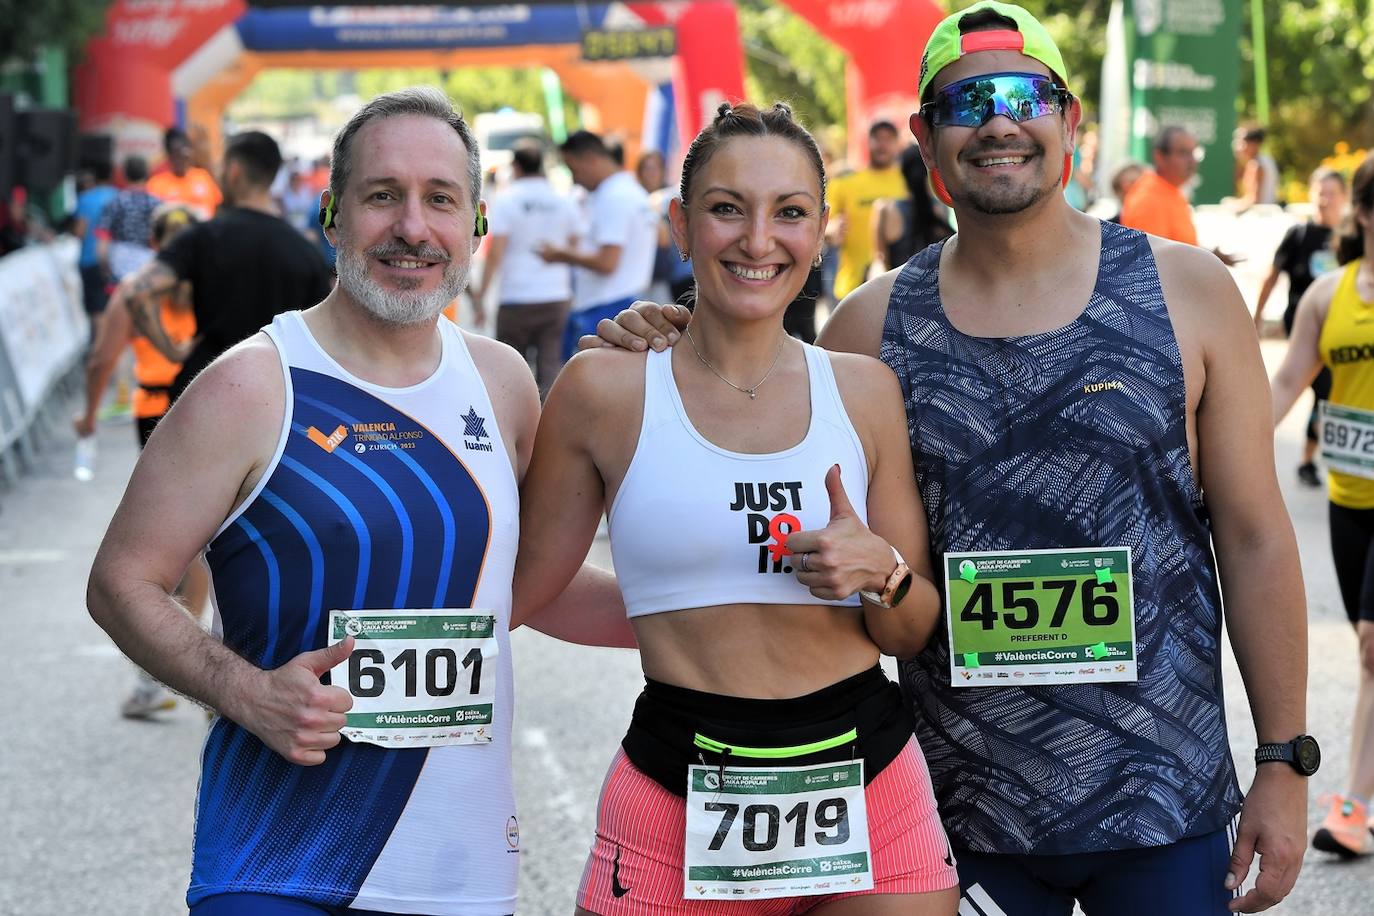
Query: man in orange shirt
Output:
[[147, 127, 223, 220], [1121, 126, 1239, 265], [1120, 125, 1200, 244]]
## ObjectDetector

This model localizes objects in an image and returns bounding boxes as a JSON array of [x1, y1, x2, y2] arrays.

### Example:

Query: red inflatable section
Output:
[[779, 0, 943, 159], [76, 0, 248, 128], [645, 1, 747, 141]]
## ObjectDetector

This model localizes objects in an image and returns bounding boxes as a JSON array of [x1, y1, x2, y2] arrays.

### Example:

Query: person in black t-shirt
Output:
[[122, 130, 334, 403], [1255, 168, 1348, 486]]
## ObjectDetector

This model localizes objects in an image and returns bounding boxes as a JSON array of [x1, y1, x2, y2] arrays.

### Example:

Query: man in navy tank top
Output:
[[88, 88, 624, 916], [588, 3, 1314, 913]]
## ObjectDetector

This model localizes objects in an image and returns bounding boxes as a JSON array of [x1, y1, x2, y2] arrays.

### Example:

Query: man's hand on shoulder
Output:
[[578, 301, 690, 353]]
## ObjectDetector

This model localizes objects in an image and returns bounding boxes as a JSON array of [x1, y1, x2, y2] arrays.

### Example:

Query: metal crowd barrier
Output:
[[0, 238, 88, 487]]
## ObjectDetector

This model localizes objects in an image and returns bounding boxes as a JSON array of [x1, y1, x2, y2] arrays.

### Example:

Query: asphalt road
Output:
[[0, 340, 1369, 915]]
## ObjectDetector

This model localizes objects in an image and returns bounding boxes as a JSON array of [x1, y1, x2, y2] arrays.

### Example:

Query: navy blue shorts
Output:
[[953, 825, 1236, 916], [190, 893, 512, 916]]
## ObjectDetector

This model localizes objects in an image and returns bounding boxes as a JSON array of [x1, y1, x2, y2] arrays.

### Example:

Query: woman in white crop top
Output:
[[514, 104, 957, 915]]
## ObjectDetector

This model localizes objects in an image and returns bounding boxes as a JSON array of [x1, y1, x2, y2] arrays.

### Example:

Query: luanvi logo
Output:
[[1083, 381, 1125, 395], [462, 406, 493, 452], [306, 425, 348, 453]]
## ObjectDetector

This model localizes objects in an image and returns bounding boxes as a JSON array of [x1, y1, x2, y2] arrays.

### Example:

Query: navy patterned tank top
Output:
[[882, 220, 1242, 855]]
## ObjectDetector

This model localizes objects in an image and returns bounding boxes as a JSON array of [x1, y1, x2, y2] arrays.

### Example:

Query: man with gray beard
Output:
[[89, 87, 626, 915]]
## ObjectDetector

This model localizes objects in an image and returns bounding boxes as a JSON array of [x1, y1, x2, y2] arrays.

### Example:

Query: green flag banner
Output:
[[1125, 0, 1240, 204]]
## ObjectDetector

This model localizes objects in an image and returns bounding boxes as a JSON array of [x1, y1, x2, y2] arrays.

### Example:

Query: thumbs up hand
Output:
[[231, 635, 356, 766], [785, 465, 895, 601]]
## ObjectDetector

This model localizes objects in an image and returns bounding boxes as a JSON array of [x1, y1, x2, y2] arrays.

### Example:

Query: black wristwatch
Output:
[[1254, 734, 1321, 776]]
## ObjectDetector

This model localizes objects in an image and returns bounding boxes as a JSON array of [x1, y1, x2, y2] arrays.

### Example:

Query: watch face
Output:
[[1295, 736, 1321, 774]]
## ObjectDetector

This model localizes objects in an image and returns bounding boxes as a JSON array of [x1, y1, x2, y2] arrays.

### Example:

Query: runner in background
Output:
[[871, 144, 952, 273], [147, 127, 223, 220], [96, 156, 160, 282], [1271, 153, 1374, 858], [71, 160, 119, 329], [1256, 168, 1348, 487], [75, 204, 202, 718], [825, 120, 905, 300]]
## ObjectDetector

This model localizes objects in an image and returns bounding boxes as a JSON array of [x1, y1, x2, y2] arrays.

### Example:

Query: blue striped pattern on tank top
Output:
[[882, 220, 1243, 855], [188, 367, 492, 906]]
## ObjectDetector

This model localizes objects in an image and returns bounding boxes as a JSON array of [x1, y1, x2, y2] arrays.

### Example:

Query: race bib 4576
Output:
[[944, 547, 1137, 687]]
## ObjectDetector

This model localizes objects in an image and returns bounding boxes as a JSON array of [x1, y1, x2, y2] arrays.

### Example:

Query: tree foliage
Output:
[[0, 0, 111, 66], [737, 0, 848, 142], [1242, 0, 1374, 185]]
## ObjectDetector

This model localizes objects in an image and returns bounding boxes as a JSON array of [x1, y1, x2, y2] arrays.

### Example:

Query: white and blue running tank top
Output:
[[883, 221, 1243, 856], [190, 312, 520, 914]]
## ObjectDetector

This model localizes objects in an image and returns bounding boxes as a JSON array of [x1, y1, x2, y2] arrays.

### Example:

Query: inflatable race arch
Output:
[[75, 1, 941, 170]]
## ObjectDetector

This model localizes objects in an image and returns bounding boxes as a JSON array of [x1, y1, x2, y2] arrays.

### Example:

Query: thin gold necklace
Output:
[[684, 326, 786, 400]]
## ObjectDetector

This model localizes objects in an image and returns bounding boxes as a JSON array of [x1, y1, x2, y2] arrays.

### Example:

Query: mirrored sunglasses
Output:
[[921, 72, 1071, 128]]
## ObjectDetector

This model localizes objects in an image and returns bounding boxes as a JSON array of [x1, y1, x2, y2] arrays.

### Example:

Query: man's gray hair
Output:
[[329, 86, 482, 215], [1152, 125, 1191, 155]]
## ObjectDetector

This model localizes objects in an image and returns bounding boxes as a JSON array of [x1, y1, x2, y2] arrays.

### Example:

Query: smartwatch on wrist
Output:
[[1255, 734, 1321, 776], [860, 546, 914, 609]]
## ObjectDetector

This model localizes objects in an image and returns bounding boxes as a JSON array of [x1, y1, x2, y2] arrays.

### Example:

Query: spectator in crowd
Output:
[[1120, 126, 1239, 264], [635, 149, 667, 194], [871, 144, 953, 273], [469, 141, 581, 397], [637, 149, 695, 308], [540, 129, 657, 359], [120, 130, 333, 404], [1255, 167, 1348, 487], [97, 156, 162, 281], [1108, 160, 1146, 223], [72, 159, 119, 321], [825, 119, 906, 300], [0, 187, 31, 256], [1237, 125, 1280, 208], [147, 127, 223, 220], [1120, 126, 1201, 244], [279, 167, 321, 243]]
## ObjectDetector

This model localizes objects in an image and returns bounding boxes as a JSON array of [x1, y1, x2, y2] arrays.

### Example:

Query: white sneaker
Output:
[[120, 683, 177, 720]]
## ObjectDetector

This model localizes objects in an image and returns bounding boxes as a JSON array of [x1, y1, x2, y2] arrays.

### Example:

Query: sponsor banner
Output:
[[236, 4, 613, 51], [1125, 0, 1240, 204]]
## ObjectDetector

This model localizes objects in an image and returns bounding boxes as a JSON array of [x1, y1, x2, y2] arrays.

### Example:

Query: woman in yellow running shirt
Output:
[[1273, 152, 1374, 858]]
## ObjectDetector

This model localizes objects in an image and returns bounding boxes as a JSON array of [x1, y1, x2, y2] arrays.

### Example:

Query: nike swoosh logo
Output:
[[612, 845, 631, 898]]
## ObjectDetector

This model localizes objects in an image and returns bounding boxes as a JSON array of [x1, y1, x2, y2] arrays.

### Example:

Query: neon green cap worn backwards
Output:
[[918, 1, 1069, 100]]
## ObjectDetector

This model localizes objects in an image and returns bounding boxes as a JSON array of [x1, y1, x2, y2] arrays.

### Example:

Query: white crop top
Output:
[[609, 343, 870, 618]]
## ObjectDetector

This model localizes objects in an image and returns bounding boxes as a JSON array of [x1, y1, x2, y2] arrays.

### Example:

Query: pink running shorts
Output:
[[576, 739, 958, 915]]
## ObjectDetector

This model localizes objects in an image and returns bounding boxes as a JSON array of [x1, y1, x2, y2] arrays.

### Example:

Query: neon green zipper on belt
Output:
[[692, 728, 857, 760]]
